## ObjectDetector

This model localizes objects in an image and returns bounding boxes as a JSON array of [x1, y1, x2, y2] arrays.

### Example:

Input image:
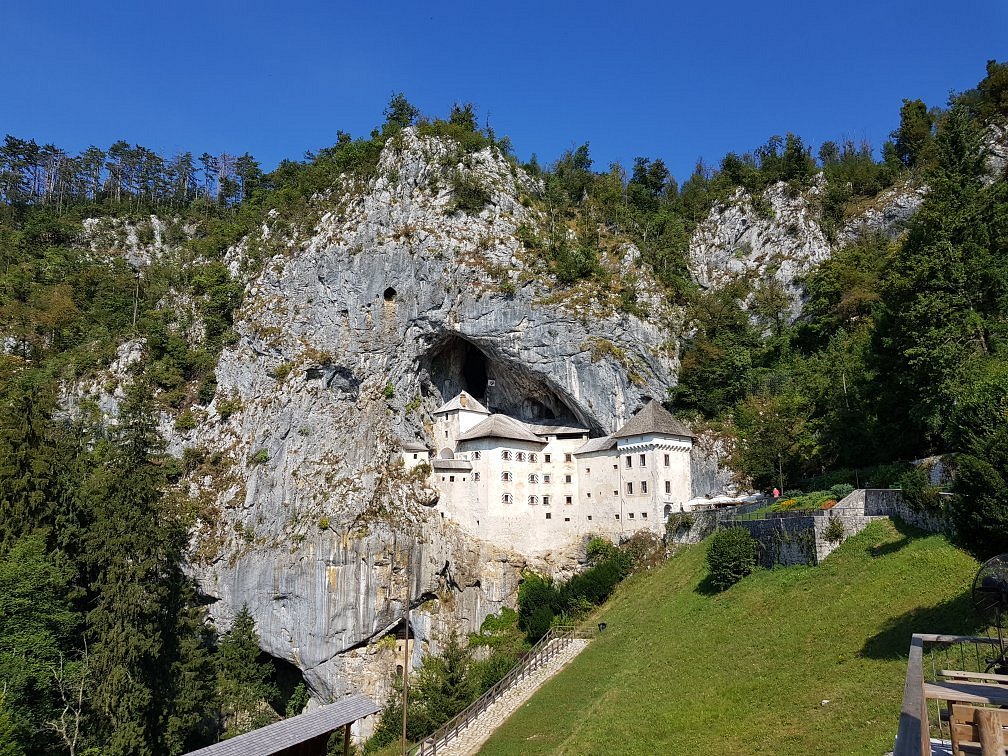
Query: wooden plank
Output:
[[940, 670, 1008, 685], [896, 635, 929, 756], [974, 708, 1004, 755], [925, 682, 1008, 707]]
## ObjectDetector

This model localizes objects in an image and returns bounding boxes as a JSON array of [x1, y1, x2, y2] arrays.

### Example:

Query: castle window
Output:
[[564, 474, 572, 484], [625, 455, 632, 468], [517, 451, 526, 462], [565, 495, 572, 505], [564, 453, 572, 462], [640, 453, 646, 467], [413, 453, 418, 459], [615, 514, 620, 520], [529, 453, 537, 462], [528, 495, 538, 505], [501, 493, 512, 504], [542, 495, 550, 506], [586, 467, 591, 475], [544, 474, 552, 484], [642, 512, 648, 519], [665, 480, 671, 494], [626, 482, 633, 495], [449, 475, 455, 482], [586, 492, 591, 498], [664, 453, 670, 467], [544, 454, 551, 463], [473, 472, 481, 482], [641, 480, 648, 494], [629, 512, 634, 519], [587, 515, 592, 521], [613, 489, 618, 496], [564, 517, 570, 522], [472, 451, 481, 460], [501, 450, 511, 460], [545, 512, 551, 520], [528, 473, 539, 484], [613, 464, 617, 470], [502, 471, 512, 482]]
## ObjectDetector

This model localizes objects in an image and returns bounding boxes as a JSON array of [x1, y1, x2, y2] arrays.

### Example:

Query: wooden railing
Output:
[[409, 625, 586, 756], [894, 633, 1005, 755]]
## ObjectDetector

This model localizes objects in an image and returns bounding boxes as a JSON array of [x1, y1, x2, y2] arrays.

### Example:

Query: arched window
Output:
[[472, 450, 481, 460], [516, 451, 526, 462], [501, 450, 511, 460], [528, 495, 539, 506], [501, 471, 512, 482], [529, 453, 537, 463], [663, 504, 672, 518], [501, 493, 513, 504], [528, 473, 539, 484], [473, 472, 481, 482]]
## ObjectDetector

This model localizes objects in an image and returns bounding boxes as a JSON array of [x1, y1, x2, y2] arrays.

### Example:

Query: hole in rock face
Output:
[[383, 287, 397, 302], [420, 334, 601, 433]]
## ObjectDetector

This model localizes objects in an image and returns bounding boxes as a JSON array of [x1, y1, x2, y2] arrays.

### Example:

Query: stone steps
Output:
[[428, 638, 589, 756]]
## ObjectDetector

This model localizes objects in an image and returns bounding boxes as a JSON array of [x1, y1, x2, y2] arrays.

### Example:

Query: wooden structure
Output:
[[895, 634, 1008, 755], [185, 694, 380, 756]]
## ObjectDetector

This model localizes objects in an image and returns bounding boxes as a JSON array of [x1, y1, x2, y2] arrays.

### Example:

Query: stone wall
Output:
[[861, 488, 951, 534]]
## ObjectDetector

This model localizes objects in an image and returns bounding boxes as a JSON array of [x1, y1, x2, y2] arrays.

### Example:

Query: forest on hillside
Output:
[[0, 62, 1006, 754]]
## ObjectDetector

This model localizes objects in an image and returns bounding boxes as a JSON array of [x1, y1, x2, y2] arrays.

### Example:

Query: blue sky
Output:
[[2, 1, 1006, 181]]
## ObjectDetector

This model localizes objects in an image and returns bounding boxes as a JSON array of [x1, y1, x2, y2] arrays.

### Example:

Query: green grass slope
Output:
[[480, 520, 981, 756]]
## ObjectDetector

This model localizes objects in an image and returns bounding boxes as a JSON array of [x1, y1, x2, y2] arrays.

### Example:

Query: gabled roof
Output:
[[574, 435, 617, 455], [432, 391, 490, 416], [184, 693, 379, 756], [613, 400, 692, 439], [457, 414, 546, 445]]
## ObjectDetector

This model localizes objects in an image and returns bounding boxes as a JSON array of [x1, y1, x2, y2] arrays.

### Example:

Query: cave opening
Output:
[[420, 333, 600, 432], [383, 286, 397, 302]]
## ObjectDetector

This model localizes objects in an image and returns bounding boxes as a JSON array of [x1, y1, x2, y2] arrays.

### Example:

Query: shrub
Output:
[[175, 410, 197, 432], [830, 483, 855, 500], [217, 393, 242, 420], [272, 362, 293, 382], [383, 381, 395, 399], [823, 515, 845, 544], [249, 449, 269, 465], [706, 527, 759, 591], [318, 515, 330, 530]]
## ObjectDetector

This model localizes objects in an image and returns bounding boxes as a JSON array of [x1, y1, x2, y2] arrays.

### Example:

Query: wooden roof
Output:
[[184, 694, 380, 756]]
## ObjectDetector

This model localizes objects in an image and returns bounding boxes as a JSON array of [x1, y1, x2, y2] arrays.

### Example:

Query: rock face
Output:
[[688, 181, 830, 310], [687, 177, 926, 318], [183, 129, 681, 726]]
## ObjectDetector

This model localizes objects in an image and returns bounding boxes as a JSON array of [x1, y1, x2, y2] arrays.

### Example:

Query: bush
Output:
[[823, 516, 846, 544], [249, 448, 269, 465], [830, 483, 855, 500], [175, 410, 196, 432], [706, 527, 759, 591]]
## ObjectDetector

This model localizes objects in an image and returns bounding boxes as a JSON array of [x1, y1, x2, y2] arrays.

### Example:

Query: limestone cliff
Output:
[[177, 129, 680, 719]]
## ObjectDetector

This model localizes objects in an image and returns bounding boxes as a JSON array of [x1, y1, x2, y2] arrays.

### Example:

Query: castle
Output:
[[401, 391, 695, 553]]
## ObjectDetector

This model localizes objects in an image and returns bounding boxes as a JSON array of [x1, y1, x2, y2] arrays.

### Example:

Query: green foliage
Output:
[[249, 448, 269, 465], [705, 527, 759, 591], [272, 362, 293, 382], [0, 534, 79, 755], [822, 516, 846, 544], [450, 171, 492, 215], [892, 99, 936, 170], [217, 394, 242, 420], [382, 382, 395, 399], [216, 606, 280, 738], [175, 410, 197, 432], [285, 683, 309, 718], [898, 467, 943, 515]]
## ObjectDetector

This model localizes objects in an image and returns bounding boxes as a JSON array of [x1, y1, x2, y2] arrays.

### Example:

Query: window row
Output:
[[498, 472, 570, 483], [500, 494, 573, 506], [624, 453, 674, 468], [492, 451, 573, 463]]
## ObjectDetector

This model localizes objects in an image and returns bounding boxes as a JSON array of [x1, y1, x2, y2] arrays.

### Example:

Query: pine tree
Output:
[[0, 373, 59, 550], [84, 382, 175, 755], [216, 606, 279, 738]]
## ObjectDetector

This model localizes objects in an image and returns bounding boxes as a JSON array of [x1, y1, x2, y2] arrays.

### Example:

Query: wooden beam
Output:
[[343, 723, 351, 756]]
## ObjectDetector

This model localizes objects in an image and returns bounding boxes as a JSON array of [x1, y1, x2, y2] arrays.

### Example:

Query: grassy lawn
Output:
[[479, 520, 981, 755]]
